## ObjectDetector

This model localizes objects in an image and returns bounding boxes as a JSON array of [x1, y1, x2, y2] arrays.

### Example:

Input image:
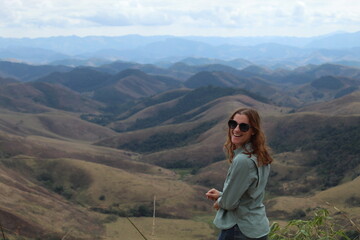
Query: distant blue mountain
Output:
[[305, 31, 360, 49], [0, 35, 170, 55], [0, 32, 359, 67], [0, 47, 68, 64], [0, 61, 72, 81]]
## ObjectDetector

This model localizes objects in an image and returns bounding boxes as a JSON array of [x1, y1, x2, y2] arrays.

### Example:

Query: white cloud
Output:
[[292, 2, 306, 22], [0, 0, 359, 37]]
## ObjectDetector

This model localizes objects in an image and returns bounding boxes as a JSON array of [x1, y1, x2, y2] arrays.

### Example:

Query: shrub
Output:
[[269, 209, 354, 240], [290, 209, 307, 220], [129, 204, 152, 217]]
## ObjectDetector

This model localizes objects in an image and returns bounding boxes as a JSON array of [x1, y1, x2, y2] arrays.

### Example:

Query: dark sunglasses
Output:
[[228, 120, 252, 132]]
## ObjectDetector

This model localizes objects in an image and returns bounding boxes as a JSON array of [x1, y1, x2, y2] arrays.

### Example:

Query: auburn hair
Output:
[[224, 108, 273, 166]]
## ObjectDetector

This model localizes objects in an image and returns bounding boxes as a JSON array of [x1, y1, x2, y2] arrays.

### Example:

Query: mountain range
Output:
[[0, 41, 359, 239], [1, 32, 360, 68]]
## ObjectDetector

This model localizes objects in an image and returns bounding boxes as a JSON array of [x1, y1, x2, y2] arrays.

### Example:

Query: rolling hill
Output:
[[0, 56, 359, 239], [0, 81, 104, 113], [95, 87, 287, 169], [0, 60, 72, 82], [297, 90, 360, 115], [92, 69, 182, 104], [37, 67, 112, 92], [0, 157, 105, 239], [35, 67, 183, 104], [264, 175, 360, 229], [0, 110, 116, 141], [283, 75, 360, 105], [98, 60, 184, 80], [0, 141, 213, 239], [0, 76, 18, 85], [0, 109, 213, 239], [184, 71, 279, 99], [280, 63, 360, 84], [177, 57, 253, 69], [2, 59, 360, 109]]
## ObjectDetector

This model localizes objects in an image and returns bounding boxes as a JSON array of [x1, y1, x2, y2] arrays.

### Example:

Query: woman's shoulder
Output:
[[233, 151, 257, 168]]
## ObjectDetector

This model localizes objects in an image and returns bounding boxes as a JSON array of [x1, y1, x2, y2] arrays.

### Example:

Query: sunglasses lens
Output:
[[228, 120, 237, 129], [239, 123, 250, 132]]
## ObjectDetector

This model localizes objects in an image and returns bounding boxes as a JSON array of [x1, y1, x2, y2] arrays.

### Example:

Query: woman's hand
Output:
[[205, 188, 220, 201], [213, 201, 220, 210]]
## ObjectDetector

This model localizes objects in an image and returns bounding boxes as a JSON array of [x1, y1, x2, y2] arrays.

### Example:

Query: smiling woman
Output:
[[206, 108, 273, 240]]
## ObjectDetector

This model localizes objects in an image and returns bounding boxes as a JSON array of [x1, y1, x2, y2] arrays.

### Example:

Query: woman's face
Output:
[[229, 114, 254, 148]]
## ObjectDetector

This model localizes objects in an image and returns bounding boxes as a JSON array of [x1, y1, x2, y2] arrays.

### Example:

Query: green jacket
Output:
[[214, 146, 271, 238]]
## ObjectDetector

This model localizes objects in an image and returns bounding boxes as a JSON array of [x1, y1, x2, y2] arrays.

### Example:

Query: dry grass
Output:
[[0, 155, 214, 239], [315, 176, 360, 222], [63, 158, 210, 218], [0, 130, 155, 173], [188, 160, 228, 190], [104, 217, 215, 240], [266, 176, 360, 231], [0, 109, 117, 142], [316, 176, 360, 205], [298, 91, 360, 115], [0, 160, 104, 239]]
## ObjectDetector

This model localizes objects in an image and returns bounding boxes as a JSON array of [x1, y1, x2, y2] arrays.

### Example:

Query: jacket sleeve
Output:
[[217, 156, 257, 210]]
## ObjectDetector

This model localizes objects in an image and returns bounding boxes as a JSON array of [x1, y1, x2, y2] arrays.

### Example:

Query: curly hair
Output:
[[224, 108, 273, 166]]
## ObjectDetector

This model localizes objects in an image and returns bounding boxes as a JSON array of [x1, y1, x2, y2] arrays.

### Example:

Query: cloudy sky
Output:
[[1, 0, 359, 38]]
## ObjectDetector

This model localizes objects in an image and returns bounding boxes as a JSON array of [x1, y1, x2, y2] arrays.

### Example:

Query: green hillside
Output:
[[267, 113, 360, 188]]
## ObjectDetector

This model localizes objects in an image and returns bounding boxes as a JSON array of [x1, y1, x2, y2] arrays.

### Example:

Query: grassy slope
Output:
[[97, 94, 288, 168], [0, 113, 214, 238], [105, 217, 216, 240], [64, 158, 210, 218], [0, 131, 141, 170], [315, 175, 360, 211], [0, 82, 103, 113], [0, 157, 104, 239], [0, 153, 213, 239], [297, 90, 360, 115], [266, 176, 360, 229], [0, 109, 117, 142]]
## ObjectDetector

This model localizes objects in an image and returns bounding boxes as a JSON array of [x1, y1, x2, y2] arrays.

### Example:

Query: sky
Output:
[[0, 0, 360, 38]]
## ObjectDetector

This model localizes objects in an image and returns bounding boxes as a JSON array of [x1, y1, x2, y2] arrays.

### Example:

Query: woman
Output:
[[206, 108, 273, 240]]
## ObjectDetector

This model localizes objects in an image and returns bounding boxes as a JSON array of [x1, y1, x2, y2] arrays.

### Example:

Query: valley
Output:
[[0, 47, 359, 239]]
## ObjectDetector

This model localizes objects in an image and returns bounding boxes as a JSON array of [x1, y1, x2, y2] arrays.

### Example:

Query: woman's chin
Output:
[[231, 139, 244, 147]]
